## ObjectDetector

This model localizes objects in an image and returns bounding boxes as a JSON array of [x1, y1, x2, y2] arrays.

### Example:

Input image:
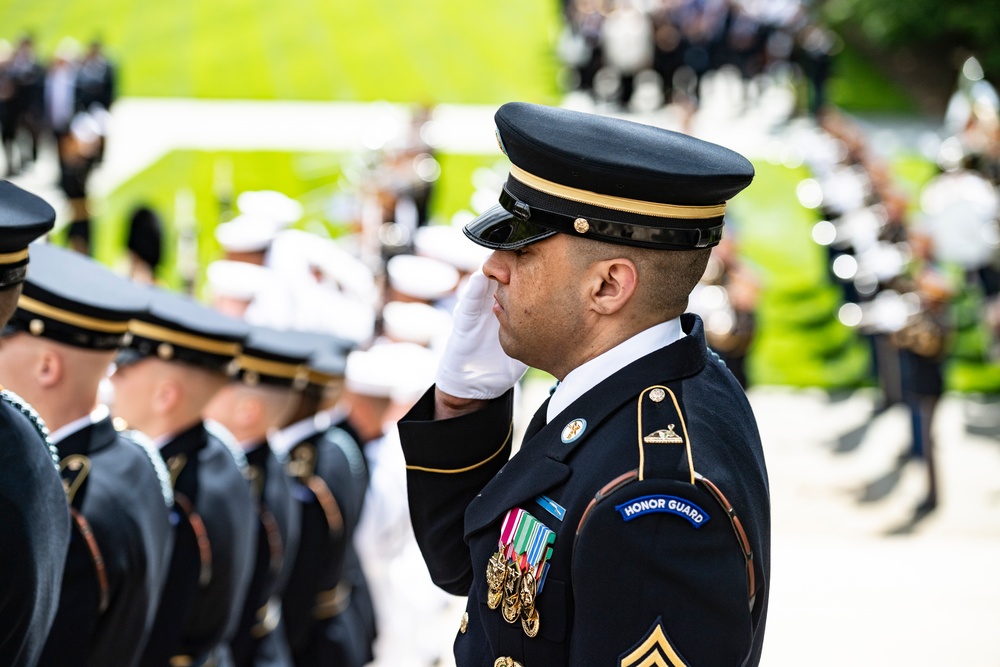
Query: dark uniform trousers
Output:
[[230, 442, 299, 667], [281, 423, 376, 667], [400, 315, 771, 667], [37, 416, 174, 667], [0, 393, 71, 667], [139, 422, 258, 667]]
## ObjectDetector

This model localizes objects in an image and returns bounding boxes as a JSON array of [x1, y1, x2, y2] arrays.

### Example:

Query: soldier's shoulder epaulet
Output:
[[324, 425, 366, 480], [204, 418, 249, 474], [1, 389, 59, 469], [120, 428, 174, 508]]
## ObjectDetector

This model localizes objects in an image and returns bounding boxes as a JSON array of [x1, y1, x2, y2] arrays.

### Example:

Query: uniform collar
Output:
[[52, 406, 118, 458], [49, 404, 109, 446], [159, 421, 209, 460], [465, 313, 708, 538], [270, 414, 323, 457], [546, 317, 683, 423]]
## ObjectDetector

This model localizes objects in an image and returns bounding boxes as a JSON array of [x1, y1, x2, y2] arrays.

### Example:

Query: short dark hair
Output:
[[571, 237, 709, 319]]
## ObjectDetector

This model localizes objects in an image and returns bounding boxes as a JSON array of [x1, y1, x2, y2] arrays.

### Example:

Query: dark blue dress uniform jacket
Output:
[[281, 423, 375, 667], [230, 441, 299, 667], [38, 416, 174, 667], [139, 421, 257, 667], [400, 315, 770, 666], [0, 393, 70, 667]]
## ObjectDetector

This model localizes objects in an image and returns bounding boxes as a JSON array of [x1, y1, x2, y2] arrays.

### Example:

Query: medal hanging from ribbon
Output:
[[485, 507, 555, 638]]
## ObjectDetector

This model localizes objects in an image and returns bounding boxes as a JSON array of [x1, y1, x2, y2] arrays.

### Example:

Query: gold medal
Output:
[[521, 607, 540, 638], [518, 569, 537, 612], [485, 549, 507, 610], [501, 562, 522, 623]]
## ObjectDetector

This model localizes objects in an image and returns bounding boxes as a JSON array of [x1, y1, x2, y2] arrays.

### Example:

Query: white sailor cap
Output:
[[206, 259, 272, 302], [386, 254, 459, 302], [215, 213, 283, 253], [381, 301, 452, 347], [413, 224, 492, 273], [236, 190, 304, 226], [345, 342, 436, 401]]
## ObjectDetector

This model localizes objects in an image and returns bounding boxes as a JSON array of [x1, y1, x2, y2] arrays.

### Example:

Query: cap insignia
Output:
[[573, 217, 590, 234], [29, 319, 45, 336], [561, 418, 586, 443], [643, 425, 683, 444]]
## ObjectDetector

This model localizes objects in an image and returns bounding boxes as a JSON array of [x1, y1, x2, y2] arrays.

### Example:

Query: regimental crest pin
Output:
[[561, 418, 586, 443], [643, 424, 683, 444]]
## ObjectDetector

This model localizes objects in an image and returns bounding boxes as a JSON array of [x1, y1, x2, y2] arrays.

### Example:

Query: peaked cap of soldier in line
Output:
[[0, 181, 71, 667]]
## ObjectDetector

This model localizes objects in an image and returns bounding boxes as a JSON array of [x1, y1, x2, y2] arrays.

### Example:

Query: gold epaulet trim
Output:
[[405, 421, 512, 474], [636, 386, 694, 484]]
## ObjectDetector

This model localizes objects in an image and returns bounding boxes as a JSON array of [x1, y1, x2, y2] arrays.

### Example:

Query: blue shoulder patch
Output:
[[615, 494, 710, 528]]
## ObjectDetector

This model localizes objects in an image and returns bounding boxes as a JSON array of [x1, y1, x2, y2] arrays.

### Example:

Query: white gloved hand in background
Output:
[[435, 270, 528, 400]]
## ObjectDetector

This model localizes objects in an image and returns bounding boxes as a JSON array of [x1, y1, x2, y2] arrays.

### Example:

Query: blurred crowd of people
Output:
[[557, 0, 835, 119], [0, 35, 116, 252], [786, 57, 1000, 514]]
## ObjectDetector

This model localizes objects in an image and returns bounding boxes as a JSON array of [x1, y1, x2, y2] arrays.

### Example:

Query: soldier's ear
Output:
[[589, 257, 638, 316], [37, 347, 64, 388]]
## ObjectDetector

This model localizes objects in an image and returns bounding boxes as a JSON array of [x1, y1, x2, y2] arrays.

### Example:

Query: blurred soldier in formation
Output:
[[6, 36, 45, 174], [111, 290, 258, 667], [0, 244, 174, 666], [689, 230, 759, 388], [1, 41, 19, 176], [269, 335, 375, 667], [204, 327, 304, 667], [0, 181, 70, 667]]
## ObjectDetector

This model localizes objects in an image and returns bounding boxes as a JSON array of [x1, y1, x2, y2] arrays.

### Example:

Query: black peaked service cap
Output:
[[236, 326, 313, 389], [464, 102, 754, 251], [5, 244, 148, 350], [119, 288, 248, 373], [0, 181, 56, 287]]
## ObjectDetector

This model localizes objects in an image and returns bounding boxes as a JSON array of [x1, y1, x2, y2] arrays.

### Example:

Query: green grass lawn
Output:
[[1, 0, 561, 104]]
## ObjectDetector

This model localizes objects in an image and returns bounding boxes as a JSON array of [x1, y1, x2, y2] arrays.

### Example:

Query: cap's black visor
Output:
[[462, 204, 558, 250]]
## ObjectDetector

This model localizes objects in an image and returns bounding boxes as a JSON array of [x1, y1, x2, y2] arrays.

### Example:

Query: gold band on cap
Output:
[[18, 295, 130, 333], [307, 369, 338, 386], [129, 320, 242, 356], [509, 164, 727, 220], [0, 248, 30, 265], [238, 354, 305, 381]]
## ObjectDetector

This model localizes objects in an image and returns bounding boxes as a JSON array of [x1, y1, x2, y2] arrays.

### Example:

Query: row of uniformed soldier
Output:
[[0, 180, 374, 667]]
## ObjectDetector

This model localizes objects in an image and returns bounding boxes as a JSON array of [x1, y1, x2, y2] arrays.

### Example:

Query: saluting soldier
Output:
[[0, 243, 174, 667], [203, 326, 306, 667], [268, 334, 375, 667], [0, 181, 71, 667], [110, 289, 258, 667], [399, 103, 770, 667]]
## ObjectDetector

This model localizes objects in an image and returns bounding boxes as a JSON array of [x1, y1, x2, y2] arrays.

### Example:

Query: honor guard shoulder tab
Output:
[[123, 429, 174, 508]]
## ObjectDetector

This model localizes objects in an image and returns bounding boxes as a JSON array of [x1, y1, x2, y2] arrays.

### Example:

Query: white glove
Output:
[[435, 270, 528, 400]]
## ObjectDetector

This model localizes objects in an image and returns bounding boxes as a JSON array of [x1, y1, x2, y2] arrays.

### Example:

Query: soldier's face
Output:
[[483, 234, 589, 379]]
